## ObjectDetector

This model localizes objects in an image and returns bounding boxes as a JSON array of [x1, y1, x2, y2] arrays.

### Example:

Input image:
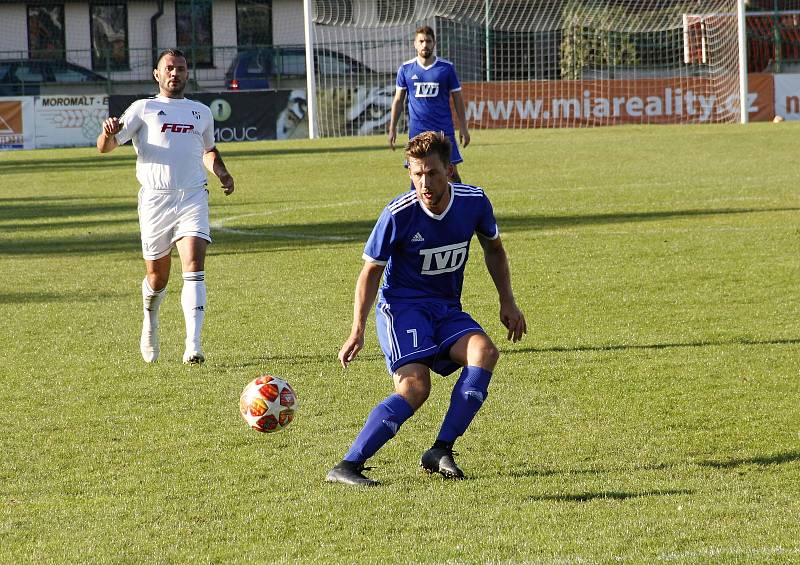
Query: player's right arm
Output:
[[96, 117, 122, 153], [338, 261, 385, 368], [388, 88, 407, 150]]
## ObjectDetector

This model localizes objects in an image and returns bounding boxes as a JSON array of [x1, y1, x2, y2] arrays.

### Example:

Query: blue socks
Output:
[[344, 394, 415, 464], [342, 367, 492, 464], [436, 366, 492, 444]]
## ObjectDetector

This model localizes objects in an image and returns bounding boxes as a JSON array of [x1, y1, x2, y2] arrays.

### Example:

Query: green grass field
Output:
[[1, 124, 799, 563]]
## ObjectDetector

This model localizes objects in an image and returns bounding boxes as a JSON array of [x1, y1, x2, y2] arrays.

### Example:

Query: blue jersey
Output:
[[363, 183, 498, 305], [396, 57, 461, 137]]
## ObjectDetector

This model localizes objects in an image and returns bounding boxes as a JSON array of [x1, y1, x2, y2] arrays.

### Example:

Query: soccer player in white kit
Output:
[[96, 49, 235, 365]]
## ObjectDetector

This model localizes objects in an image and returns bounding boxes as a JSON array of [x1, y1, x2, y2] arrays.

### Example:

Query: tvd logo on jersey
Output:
[[419, 241, 469, 275], [161, 123, 195, 134], [414, 82, 440, 98]]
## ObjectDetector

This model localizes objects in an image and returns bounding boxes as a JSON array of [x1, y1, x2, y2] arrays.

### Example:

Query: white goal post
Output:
[[303, 0, 749, 138]]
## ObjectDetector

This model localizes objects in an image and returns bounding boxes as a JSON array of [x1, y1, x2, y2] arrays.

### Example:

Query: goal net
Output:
[[308, 0, 743, 136]]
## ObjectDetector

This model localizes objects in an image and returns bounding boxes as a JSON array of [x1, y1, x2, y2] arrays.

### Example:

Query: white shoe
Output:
[[182, 346, 205, 365], [140, 316, 160, 363]]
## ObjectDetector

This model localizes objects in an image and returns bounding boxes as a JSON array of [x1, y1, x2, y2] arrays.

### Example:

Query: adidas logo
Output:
[[411, 232, 424, 243], [158, 110, 166, 116], [382, 419, 399, 435], [411, 74, 419, 79]]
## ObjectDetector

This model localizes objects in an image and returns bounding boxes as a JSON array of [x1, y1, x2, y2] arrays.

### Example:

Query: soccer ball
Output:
[[239, 375, 298, 433]]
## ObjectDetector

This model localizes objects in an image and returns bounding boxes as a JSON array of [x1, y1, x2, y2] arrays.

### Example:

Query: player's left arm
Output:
[[451, 90, 470, 148], [479, 234, 526, 342], [203, 147, 234, 196]]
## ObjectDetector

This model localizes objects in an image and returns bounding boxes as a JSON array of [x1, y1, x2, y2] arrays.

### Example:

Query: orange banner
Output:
[[0, 99, 32, 149], [460, 74, 774, 128]]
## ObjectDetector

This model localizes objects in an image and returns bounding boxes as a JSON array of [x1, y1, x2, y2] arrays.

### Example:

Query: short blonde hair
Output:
[[405, 131, 451, 165]]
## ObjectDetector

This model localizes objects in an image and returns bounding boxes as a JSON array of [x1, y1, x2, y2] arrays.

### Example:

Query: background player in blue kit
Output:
[[327, 131, 526, 487], [388, 26, 471, 183]]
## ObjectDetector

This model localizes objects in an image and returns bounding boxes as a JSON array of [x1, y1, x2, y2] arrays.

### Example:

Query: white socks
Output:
[[142, 278, 167, 323], [141, 278, 166, 362], [140, 273, 206, 362], [181, 271, 206, 351]]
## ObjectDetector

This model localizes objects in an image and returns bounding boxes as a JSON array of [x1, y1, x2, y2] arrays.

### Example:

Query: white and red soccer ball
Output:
[[239, 375, 298, 433]]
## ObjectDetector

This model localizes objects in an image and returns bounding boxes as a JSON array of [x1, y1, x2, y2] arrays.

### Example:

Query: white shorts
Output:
[[137, 188, 212, 260]]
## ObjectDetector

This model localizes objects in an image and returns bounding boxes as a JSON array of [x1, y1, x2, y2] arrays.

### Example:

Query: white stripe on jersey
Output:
[[362, 253, 387, 266], [380, 302, 401, 362], [452, 183, 484, 196], [388, 192, 418, 215]]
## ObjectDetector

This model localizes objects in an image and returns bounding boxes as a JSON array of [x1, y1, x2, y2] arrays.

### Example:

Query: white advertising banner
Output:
[[34, 94, 109, 148], [773, 74, 800, 121], [0, 97, 35, 150]]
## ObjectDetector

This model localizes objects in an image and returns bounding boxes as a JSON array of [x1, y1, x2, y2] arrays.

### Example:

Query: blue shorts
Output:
[[375, 300, 484, 376], [405, 131, 463, 165]]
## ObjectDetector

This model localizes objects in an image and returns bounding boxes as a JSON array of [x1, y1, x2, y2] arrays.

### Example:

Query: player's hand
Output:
[[460, 129, 471, 148], [388, 129, 397, 150], [338, 332, 364, 368], [102, 117, 122, 136], [500, 301, 526, 342], [218, 171, 235, 196]]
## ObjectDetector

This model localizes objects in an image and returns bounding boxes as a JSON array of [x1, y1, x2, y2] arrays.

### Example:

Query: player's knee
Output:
[[147, 273, 169, 292], [472, 341, 499, 370], [394, 372, 430, 410]]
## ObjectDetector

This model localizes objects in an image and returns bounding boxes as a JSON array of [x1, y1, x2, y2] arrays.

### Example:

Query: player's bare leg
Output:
[[176, 236, 208, 365], [392, 363, 432, 410], [327, 363, 428, 486], [140, 255, 171, 363], [421, 332, 499, 479]]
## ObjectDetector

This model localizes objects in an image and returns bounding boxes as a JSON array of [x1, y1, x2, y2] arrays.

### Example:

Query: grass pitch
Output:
[[1, 124, 799, 563]]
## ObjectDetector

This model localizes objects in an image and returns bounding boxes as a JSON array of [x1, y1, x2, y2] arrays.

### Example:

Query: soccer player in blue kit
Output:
[[327, 131, 526, 486], [388, 26, 470, 183]]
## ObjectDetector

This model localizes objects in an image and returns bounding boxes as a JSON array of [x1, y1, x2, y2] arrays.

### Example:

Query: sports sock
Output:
[[181, 271, 206, 349], [436, 366, 492, 443], [142, 277, 166, 325], [343, 394, 415, 464]]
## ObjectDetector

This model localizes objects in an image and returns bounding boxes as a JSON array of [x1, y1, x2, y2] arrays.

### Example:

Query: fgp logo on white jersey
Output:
[[161, 123, 195, 133], [414, 82, 440, 98], [419, 241, 468, 275]]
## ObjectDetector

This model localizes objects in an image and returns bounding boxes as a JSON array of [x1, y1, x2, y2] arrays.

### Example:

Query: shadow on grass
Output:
[[498, 206, 800, 232], [696, 450, 800, 469], [0, 196, 134, 224], [0, 290, 124, 305], [0, 144, 386, 172], [526, 489, 694, 503], [215, 352, 384, 371], [5, 203, 799, 256], [506, 337, 800, 355]]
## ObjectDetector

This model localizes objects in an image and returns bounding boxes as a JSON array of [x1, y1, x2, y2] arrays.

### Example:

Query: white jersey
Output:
[[116, 95, 215, 191]]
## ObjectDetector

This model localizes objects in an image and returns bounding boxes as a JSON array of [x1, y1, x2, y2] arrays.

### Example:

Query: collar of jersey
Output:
[[416, 56, 438, 71], [155, 94, 187, 103], [419, 182, 454, 220]]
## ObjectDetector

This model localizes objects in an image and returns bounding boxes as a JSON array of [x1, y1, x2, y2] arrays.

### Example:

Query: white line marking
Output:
[[211, 200, 382, 242]]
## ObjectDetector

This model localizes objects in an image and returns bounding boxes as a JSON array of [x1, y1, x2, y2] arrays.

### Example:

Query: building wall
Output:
[[0, 4, 28, 57], [66, 2, 91, 68], [273, 0, 305, 46]]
